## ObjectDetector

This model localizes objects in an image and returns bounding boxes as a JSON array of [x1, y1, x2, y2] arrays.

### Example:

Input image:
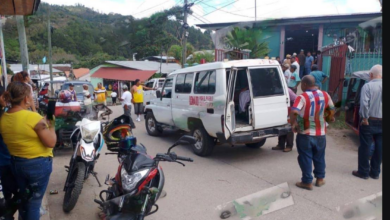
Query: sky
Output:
[[42, 0, 381, 28]]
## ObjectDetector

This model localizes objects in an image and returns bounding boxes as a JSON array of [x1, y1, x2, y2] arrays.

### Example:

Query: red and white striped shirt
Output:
[[292, 90, 334, 136]]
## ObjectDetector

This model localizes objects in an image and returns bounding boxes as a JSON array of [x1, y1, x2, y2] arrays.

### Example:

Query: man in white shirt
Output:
[[282, 63, 291, 84], [119, 85, 132, 118], [83, 84, 93, 118], [291, 56, 300, 75]]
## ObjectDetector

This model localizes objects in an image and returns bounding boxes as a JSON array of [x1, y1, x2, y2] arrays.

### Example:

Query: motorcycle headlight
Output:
[[121, 168, 149, 192], [81, 127, 99, 143]]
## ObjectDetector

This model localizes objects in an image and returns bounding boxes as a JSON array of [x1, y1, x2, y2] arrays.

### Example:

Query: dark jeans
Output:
[[0, 165, 19, 220], [296, 134, 326, 183], [299, 65, 305, 78], [278, 132, 294, 148], [123, 106, 136, 128], [358, 119, 382, 177], [11, 157, 52, 220]]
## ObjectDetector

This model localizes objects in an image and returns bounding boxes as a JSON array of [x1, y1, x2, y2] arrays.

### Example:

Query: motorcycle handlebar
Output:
[[176, 156, 194, 162]]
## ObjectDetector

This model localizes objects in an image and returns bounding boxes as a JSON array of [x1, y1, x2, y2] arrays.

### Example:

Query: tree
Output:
[[168, 45, 182, 62], [187, 51, 214, 65], [224, 27, 270, 58]]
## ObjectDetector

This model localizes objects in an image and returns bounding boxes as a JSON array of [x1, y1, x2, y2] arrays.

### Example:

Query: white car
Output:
[[144, 59, 291, 156], [143, 78, 165, 106]]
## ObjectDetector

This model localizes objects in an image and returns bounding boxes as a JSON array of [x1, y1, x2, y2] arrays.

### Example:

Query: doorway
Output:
[[285, 27, 319, 56]]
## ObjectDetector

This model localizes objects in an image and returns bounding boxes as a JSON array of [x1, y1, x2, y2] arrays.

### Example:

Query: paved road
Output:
[[46, 106, 382, 220]]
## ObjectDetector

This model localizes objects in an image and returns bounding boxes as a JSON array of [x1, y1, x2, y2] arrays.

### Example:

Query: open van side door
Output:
[[224, 68, 237, 140]]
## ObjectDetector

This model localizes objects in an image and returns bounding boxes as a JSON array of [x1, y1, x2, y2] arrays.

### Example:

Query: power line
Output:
[[189, 13, 208, 24], [133, 0, 171, 15], [135, 0, 146, 10], [201, 1, 255, 18]]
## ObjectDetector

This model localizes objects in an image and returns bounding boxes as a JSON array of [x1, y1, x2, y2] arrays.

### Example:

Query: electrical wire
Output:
[[201, 1, 255, 18], [133, 0, 171, 15]]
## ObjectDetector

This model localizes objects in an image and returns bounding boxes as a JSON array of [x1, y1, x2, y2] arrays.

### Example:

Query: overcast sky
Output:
[[43, 0, 381, 28]]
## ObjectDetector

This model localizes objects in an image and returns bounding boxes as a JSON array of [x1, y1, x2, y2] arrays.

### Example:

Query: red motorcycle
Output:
[[95, 116, 195, 220]]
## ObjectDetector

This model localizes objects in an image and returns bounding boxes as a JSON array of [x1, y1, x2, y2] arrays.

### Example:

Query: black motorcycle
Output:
[[94, 134, 196, 220]]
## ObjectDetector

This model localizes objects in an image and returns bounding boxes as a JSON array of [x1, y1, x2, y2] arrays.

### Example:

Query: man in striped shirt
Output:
[[290, 75, 335, 190]]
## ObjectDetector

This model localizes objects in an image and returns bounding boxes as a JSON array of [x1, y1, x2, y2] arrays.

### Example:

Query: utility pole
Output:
[[255, 0, 257, 21], [48, 5, 54, 96], [16, 15, 29, 72], [0, 16, 8, 88], [181, 0, 193, 67]]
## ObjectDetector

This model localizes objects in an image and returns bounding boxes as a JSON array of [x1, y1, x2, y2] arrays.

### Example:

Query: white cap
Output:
[[122, 85, 128, 90]]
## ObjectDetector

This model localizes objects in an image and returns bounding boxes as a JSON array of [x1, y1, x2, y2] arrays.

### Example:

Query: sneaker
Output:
[[272, 146, 284, 150]]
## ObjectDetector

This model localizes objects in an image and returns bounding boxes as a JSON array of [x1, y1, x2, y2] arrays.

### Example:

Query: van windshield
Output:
[[249, 68, 284, 97]]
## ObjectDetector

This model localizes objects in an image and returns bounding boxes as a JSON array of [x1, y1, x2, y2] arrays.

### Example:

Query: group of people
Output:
[[275, 63, 382, 190], [0, 71, 57, 220]]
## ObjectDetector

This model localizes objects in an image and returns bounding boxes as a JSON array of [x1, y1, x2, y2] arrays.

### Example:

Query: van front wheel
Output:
[[145, 112, 163, 136], [191, 126, 214, 157], [245, 139, 267, 148]]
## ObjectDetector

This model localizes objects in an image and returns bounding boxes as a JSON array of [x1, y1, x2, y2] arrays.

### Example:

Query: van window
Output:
[[175, 73, 193, 93], [249, 68, 284, 97], [145, 81, 154, 88], [162, 78, 173, 98], [194, 70, 216, 94]]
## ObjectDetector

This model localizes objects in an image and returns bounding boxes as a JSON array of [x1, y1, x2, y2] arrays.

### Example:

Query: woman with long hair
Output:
[[0, 82, 56, 220], [12, 71, 37, 112]]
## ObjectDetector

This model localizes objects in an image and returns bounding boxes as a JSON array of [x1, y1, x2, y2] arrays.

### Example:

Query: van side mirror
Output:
[[156, 90, 161, 98]]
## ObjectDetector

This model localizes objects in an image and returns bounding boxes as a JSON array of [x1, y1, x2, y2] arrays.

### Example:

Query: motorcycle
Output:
[[62, 112, 111, 212], [94, 134, 196, 220]]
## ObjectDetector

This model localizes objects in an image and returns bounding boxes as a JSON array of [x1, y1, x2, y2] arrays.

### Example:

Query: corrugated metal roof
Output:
[[9, 64, 64, 73], [105, 61, 181, 74], [91, 67, 156, 82]]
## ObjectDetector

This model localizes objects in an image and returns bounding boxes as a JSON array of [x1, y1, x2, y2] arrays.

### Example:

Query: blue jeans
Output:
[[299, 65, 305, 78], [11, 157, 52, 220], [304, 66, 311, 77], [358, 119, 382, 177], [296, 134, 326, 183]]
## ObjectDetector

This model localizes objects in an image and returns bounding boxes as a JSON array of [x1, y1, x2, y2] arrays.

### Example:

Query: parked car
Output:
[[144, 59, 291, 156], [143, 78, 166, 106]]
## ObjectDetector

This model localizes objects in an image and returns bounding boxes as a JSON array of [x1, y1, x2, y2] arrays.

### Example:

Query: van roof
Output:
[[168, 59, 280, 76]]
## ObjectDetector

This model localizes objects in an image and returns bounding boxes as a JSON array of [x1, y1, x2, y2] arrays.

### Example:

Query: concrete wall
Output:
[[259, 27, 281, 58]]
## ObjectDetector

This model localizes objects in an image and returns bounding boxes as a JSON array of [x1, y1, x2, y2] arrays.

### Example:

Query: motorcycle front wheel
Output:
[[63, 162, 85, 212]]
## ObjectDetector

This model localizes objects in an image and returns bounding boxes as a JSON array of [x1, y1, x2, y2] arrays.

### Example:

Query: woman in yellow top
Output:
[[94, 82, 107, 105], [131, 79, 154, 122], [0, 82, 57, 220]]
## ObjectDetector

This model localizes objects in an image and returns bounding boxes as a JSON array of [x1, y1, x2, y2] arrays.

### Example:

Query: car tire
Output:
[[245, 138, 266, 148], [191, 126, 214, 156], [145, 112, 163, 136]]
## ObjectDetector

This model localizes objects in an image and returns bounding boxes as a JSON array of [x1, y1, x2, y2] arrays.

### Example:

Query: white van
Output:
[[144, 59, 291, 156]]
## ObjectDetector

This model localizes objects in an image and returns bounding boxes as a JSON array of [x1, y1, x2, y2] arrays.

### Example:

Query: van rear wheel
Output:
[[191, 126, 214, 156], [245, 139, 266, 148], [145, 112, 163, 136]]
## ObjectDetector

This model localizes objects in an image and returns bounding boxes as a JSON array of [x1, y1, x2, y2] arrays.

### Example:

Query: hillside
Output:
[[2, 3, 214, 69]]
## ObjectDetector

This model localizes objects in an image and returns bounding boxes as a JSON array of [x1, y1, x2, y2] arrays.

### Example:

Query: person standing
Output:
[[312, 51, 318, 64], [131, 79, 154, 122], [82, 84, 92, 118], [276, 56, 282, 65], [293, 52, 299, 64], [304, 52, 314, 77], [94, 83, 107, 105], [272, 87, 297, 152], [298, 50, 306, 78], [290, 75, 335, 190], [13, 71, 37, 112], [111, 91, 118, 106], [287, 65, 300, 93], [283, 54, 292, 65], [0, 82, 56, 220], [119, 85, 136, 128], [282, 63, 291, 85], [291, 56, 300, 76], [352, 64, 382, 180], [68, 84, 77, 102], [309, 65, 328, 90]]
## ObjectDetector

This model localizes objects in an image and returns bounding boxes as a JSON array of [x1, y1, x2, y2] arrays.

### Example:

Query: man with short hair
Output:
[[312, 51, 318, 64], [290, 75, 335, 190], [352, 64, 382, 180], [119, 85, 135, 128], [288, 65, 300, 93], [304, 52, 314, 76], [82, 84, 92, 117], [298, 50, 306, 78], [282, 63, 291, 84], [276, 56, 282, 65], [291, 56, 300, 75], [131, 79, 154, 122], [293, 52, 299, 64], [68, 83, 77, 102], [309, 65, 328, 90]]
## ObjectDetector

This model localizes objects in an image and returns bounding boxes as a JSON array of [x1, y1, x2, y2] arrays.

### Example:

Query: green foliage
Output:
[[224, 27, 270, 58], [168, 45, 182, 61], [2, 3, 213, 68], [187, 51, 214, 65]]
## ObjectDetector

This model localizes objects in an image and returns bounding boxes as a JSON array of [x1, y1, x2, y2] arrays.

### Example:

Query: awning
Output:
[[0, 0, 41, 15], [91, 67, 156, 82], [359, 16, 382, 29]]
